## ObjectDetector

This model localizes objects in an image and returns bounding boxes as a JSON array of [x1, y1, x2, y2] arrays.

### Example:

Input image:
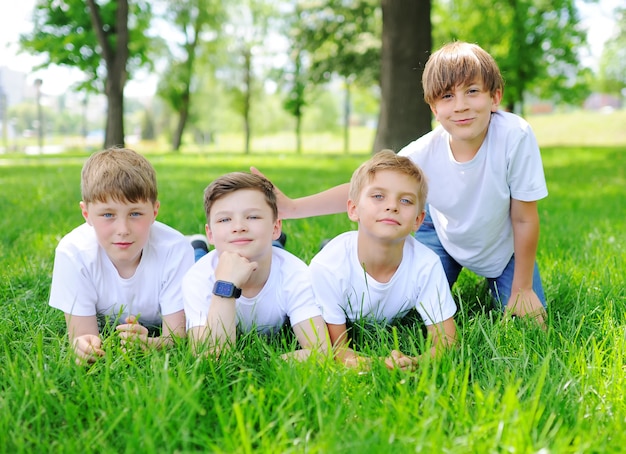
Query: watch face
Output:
[[213, 280, 241, 298], [214, 280, 235, 297]]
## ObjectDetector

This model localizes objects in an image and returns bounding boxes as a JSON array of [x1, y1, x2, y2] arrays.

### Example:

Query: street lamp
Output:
[[34, 78, 43, 154]]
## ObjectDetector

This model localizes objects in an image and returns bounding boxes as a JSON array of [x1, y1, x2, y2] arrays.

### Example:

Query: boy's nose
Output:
[[116, 218, 131, 234], [232, 219, 248, 231], [454, 94, 468, 111]]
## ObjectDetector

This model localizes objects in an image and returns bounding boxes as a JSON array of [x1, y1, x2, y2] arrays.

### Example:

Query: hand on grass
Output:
[[384, 350, 418, 371], [505, 289, 547, 329], [72, 334, 104, 365], [116, 315, 149, 350], [250, 166, 296, 219]]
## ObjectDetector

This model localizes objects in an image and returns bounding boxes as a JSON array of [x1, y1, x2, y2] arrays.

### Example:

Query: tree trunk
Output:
[[243, 48, 252, 154], [373, 0, 432, 154], [172, 93, 190, 151], [343, 79, 351, 154], [87, 0, 128, 149], [104, 76, 125, 149]]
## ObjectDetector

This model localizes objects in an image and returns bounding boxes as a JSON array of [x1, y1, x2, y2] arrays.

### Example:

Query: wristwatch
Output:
[[212, 280, 242, 299]]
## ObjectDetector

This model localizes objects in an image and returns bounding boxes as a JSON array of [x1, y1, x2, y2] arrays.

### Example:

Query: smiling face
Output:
[[206, 189, 281, 261], [348, 169, 424, 244], [430, 81, 502, 158], [81, 198, 159, 277]]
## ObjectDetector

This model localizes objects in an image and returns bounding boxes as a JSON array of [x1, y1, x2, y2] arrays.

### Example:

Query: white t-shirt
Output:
[[309, 232, 457, 326], [399, 110, 548, 277], [183, 247, 322, 334], [48, 221, 195, 328]]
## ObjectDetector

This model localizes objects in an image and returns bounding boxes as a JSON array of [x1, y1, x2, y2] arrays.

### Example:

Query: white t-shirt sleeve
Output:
[[505, 121, 548, 202], [282, 262, 323, 327], [48, 241, 100, 316], [412, 254, 457, 325], [156, 236, 195, 317], [182, 252, 216, 329]]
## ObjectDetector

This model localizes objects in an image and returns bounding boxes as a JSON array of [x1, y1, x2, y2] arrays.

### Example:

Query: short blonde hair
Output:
[[349, 149, 428, 212], [204, 172, 278, 222], [81, 148, 158, 204], [422, 41, 504, 106]]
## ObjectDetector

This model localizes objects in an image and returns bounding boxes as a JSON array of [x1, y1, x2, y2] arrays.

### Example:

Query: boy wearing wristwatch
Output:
[[182, 172, 329, 359]]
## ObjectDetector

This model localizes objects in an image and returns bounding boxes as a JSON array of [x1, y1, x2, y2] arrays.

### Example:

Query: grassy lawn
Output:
[[0, 117, 625, 451]]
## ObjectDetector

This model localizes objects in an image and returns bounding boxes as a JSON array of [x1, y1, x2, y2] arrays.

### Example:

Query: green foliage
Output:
[[597, 7, 626, 95], [433, 0, 591, 110], [0, 142, 625, 451], [20, 0, 154, 93], [296, 0, 381, 87]]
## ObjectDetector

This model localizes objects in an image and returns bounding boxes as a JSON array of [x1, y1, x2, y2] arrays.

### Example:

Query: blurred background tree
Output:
[[16, 0, 606, 153]]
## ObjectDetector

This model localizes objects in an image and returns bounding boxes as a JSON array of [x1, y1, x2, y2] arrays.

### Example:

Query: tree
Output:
[[221, 0, 277, 154], [373, 0, 432, 153], [20, 0, 154, 148], [293, 0, 432, 154], [295, 0, 381, 153], [597, 7, 626, 96], [433, 0, 589, 112], [157, 0, 224, 151]]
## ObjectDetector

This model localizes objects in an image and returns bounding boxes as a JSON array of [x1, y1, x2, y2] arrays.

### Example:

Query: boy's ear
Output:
[[491, 89, 503, 112], [79, 201, 91, 225], [413, 210, 426, 232], [347, 199, 359, 222], [152, 200, 160, 220], [205, 223, 215, 245], [272, 218, 283, 241]]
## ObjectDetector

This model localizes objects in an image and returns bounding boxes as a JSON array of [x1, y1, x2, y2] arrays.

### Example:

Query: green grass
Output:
[[0, 142, 625, 452]]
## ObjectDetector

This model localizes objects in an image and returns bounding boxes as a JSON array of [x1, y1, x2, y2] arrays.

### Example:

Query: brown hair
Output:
[[422, 41, 504, 106], [204, 172, 278, 221], [81, 148, 158, 204], [349, 149, 428, 212]]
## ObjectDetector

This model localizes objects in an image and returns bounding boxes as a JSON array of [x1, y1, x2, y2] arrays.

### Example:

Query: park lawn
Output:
[[0, 146, 624, 453]]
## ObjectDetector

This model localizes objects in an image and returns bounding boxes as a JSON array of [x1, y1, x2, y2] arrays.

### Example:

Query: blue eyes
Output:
[[371, 194, 413, 205], [217, 215, 261, 223], [101, 212, 142, 218]]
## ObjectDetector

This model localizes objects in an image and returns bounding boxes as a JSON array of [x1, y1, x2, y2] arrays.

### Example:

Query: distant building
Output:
[[584, 93, 622, 111]]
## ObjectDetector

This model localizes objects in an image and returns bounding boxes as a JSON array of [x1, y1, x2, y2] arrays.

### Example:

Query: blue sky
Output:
[[0, 0, 621, 96]]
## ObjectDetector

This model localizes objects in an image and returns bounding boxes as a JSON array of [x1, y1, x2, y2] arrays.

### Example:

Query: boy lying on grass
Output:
[[182, 172, 329, 360], [309, 150, 457, 370], [49, 148, 194, 364]]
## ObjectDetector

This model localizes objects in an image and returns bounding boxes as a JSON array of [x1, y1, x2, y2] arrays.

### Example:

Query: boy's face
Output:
[[430, 80, 502, 155], [80, 198, 159, 276], [206, 189, 281, 261], [347, 170, 424, 243]]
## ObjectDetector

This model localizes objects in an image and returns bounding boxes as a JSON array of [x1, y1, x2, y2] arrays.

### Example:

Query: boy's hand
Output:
[[250, 167, 295, 219], [72, 334, 105, 364], [215, 250, 258, 288], [384, 349, 418, 371], [506, 289, 546, 328], [116, 315, 149, 350]]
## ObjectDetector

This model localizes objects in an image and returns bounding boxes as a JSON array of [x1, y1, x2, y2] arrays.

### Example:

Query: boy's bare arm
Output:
[[251, 167, 349, 219], [385, 317, 457, 370], [288, 315, 331, 359], [509, 199, 546, 326], [327, 323, 371, 368], [426, 317, 457, 356], [65, 313, 104, 363]]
